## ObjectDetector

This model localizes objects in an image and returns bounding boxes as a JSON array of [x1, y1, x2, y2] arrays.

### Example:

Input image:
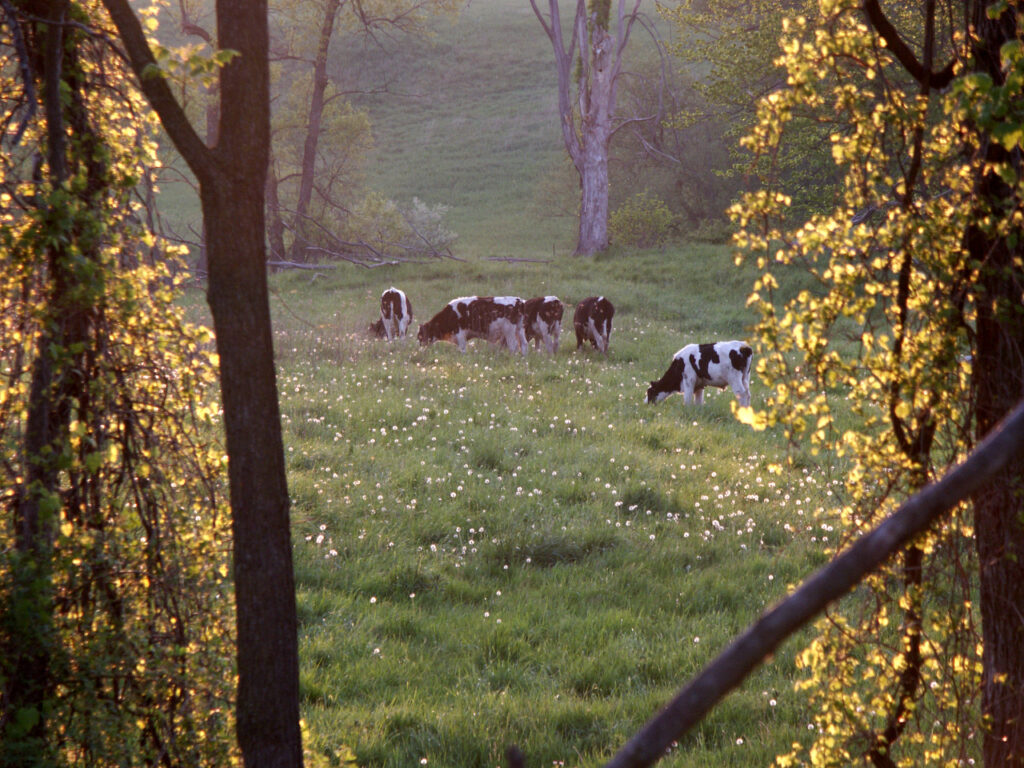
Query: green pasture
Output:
[[200, 244, 853, 768]]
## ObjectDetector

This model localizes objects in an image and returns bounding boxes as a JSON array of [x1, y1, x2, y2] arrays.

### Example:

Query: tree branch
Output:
[[861, 0, 955, 88]]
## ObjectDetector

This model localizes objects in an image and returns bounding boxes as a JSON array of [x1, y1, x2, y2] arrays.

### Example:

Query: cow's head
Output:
[[645, 383, 669, 404], [417, 324, 432, 346]]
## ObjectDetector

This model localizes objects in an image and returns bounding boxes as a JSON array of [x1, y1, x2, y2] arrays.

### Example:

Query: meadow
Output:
[[229, 245, 852, 768], [164, 3, 852, 764]]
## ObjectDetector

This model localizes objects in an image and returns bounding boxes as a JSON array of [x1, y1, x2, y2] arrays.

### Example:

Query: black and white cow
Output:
[[574, 296, 615, 354], [379, 286, 413, 341], [646, 341, 753, 406], [417, 296, 528, 354], [524, 296, 564, 354]]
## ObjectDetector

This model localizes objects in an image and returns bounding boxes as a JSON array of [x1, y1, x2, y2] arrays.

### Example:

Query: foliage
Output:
[[609, 190, 674, 248], [0, 1, 236, 763], [732, 1, 1024, 765], [342, 192, 457, 259], [662, 0, 845, 222]]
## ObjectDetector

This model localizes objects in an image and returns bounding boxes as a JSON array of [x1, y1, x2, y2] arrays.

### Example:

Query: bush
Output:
[[609, 191, 674, 248]]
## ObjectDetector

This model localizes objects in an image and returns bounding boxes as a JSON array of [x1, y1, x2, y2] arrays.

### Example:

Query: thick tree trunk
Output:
[[968, 5, 1024, 765], [576, 26, 613, 256], [531, 0, 639, 257], [577, 138, 610, 254], [971, 207, 1024, 768], [203, 177, 302, 768]]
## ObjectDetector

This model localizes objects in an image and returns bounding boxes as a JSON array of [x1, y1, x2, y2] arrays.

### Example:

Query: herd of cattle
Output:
[[371, 287, 753, 407]]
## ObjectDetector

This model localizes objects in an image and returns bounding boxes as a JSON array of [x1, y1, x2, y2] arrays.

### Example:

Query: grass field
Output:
[[162, 3, 856, 765], [192, 243, 852, 768]]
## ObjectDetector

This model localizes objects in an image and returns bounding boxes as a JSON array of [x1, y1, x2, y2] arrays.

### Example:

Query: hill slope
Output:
[[335, 0, 576, 256]]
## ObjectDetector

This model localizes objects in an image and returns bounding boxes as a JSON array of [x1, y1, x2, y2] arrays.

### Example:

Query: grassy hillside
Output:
[[332, 0, 578, 257], [164, 3, 852, 766], [211, 243, 851, 768]]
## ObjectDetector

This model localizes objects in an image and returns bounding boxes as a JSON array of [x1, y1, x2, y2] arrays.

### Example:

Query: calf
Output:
[[574, 296, 615, 353], [380, 286, 413, 340], [417, 296, 528, 354], [646, 341, 753, 406], [524, 296, 564, 354]]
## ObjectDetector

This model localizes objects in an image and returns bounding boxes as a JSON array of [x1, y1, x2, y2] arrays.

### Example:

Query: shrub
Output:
[[609, 191, 674, 248]]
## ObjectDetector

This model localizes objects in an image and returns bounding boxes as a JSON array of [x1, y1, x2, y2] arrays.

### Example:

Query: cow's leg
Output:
[[550, 321, 560, 355], [456, 330, 468, 352], [694, 387, 705, 405]]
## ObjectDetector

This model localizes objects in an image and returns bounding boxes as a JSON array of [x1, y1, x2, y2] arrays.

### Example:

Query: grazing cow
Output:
[[574, 296, 615, 353], [379, 286, 413, 341], [524, 296, 564, 354], [418, 296, 528, 354], [645, 341, 753, 406]]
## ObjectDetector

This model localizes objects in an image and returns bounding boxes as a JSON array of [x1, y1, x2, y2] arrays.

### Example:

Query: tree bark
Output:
[[3, 2, 89, 761], [101, 0, 303, 765], [965, 4, 1024, 764]]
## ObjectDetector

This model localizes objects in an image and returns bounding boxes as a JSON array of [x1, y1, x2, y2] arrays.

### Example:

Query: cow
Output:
[[379, 286, 413, 341], [645, 341, 753, 406], [417, 296, 528, 354], [573, 296, 615, 354], [523, 296, 564, 354]]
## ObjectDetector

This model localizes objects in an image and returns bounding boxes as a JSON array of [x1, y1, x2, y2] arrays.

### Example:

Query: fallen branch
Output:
[[484, 256, 553, 263], [266, 260, 339, 271]]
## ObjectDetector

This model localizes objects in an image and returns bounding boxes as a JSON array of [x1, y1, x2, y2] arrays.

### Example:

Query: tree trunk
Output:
[[3, 3, 86, 761], [577, 131, 610, 254], [531, 0, 639, 257], [101, 0, 304, 764], [967, 4, 1024, 764], [287, 0, 341, 262], [266, 147, 287, 268], [969, 135, 1024, 768], [576, 25, 613, 255], [203, 176, 302, 768]]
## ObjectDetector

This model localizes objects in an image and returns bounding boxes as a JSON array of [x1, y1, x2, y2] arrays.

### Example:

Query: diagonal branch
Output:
[[861, 0, 955, 88]]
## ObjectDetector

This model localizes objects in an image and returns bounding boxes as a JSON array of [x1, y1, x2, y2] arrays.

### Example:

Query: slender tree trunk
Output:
[[267, 147, 287, 267], [3, 2, 102, 762], [287, 0, 341, 262]]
